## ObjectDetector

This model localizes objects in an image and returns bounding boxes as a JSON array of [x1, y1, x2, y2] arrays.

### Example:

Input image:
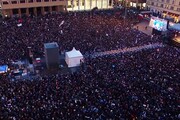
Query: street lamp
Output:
[[124, 0, 127, 25]]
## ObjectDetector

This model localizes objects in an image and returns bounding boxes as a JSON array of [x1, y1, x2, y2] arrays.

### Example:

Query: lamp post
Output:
[[124, 0, 127, 25]]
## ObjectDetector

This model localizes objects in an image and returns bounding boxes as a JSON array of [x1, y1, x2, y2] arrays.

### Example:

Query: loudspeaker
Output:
[[29, 57, 33, 64], [152, 28, 162, 35]]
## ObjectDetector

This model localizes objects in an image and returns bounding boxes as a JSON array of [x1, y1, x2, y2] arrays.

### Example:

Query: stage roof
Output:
[[44, 42, 59, 49]]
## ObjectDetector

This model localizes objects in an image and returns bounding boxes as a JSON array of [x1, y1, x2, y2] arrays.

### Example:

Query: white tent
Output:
[[65, 47, 83, 67]]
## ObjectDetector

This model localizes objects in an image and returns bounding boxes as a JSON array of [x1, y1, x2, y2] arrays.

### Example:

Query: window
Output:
[[82, 0, 85, 6], [20, 0, 25, 3], [166, 0, 169, 3], [44, 0, 49, 2], [165, 5, 169, 9], [12, 1, 17, 4], [28, 0, 33, 2], [76, 0, 79, 6], [170, 6, 174, 10], [3, 1, 9, 4], [151, 2, 154, 5], [36, 0, 41, 2], [177, 8, 180, 12], [160, 4, 163, 8]]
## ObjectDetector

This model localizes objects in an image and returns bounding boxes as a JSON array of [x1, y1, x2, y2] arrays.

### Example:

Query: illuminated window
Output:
[[165, 5, 169, 8], [82, 0, 85, 6], [76, 0, 79, 6]]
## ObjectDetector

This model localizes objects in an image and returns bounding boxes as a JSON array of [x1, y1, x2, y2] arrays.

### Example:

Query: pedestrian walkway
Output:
[[89, 43, 164, 58]]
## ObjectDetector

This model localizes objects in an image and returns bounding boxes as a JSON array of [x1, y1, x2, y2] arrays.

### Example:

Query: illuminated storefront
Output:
[[147, 0, 180, 23], [128, 0, 146, 9], [67, 0, 113, 11], [163, 11, 180, 23]]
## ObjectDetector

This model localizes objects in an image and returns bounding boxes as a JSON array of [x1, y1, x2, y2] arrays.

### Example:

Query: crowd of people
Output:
[[0, 10, 161, 65], [0, 10, 179, 119]]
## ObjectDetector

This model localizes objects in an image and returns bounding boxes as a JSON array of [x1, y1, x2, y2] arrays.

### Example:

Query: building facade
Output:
[[114, 0, 146, 9], [0, 0, 67, 17], [67, 0, 113, 11], [0, 0, 113, 17], [146, 0, 180, 22], [128, 0, 146, 9]]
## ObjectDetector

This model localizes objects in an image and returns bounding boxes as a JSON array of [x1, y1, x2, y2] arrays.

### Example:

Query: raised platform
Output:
[[133, 20, 152, 36], [37, 53, 80, 76]]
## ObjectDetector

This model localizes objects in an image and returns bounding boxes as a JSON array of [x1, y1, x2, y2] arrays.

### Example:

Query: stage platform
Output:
[[133, 20, 153, 36], [36, 53, 81, 76]]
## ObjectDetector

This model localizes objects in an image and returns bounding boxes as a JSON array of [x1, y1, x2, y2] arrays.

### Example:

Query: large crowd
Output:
[[0, 10, 179, 119], [0, 10, 161, 64]]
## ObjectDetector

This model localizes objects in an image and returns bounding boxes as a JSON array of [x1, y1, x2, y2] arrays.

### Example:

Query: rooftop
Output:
[[44, 42, 59, 49]]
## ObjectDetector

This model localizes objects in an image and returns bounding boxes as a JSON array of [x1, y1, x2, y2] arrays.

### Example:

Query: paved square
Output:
[[134, 20, 153, 36]]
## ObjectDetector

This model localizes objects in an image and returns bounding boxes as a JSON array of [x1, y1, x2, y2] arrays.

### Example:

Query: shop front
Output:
[[128, 0, 146, 9], [67, 0, 113, 11], [163, 11, 180, 23]]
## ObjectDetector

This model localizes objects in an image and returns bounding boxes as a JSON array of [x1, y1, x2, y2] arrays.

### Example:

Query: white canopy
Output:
[[66, 47, 83, 58], [65, 47, 83, 67]]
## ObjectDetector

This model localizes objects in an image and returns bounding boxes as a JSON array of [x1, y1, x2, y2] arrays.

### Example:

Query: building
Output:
[[67, 0, 113, 11], [114, 0, 146, 9], [0, 0, 113, 17], [0, 0, 67, 17], [129, 0, 146, 9], [44, 42, 59, 69], [146, 0, 180, 22]]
